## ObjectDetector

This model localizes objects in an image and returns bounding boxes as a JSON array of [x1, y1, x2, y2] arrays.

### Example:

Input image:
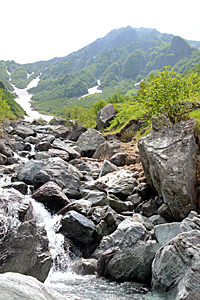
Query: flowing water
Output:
[[3, 74, 169, 299]]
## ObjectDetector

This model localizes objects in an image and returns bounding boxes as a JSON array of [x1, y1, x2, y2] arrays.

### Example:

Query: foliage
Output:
[[138, 66, 197, 123]]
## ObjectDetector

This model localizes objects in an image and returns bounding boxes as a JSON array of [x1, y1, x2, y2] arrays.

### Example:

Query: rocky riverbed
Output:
[[0, 117, 200, 300]]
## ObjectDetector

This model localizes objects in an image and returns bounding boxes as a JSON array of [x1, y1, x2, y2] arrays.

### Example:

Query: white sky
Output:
[[1, 0, 200, 64]]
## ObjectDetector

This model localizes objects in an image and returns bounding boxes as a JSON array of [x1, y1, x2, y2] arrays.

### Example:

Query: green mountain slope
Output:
[[2, 26, 200, 116]]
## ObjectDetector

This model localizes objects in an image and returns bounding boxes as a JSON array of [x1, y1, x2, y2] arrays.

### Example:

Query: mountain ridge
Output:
[[1, 26, 200, 116]]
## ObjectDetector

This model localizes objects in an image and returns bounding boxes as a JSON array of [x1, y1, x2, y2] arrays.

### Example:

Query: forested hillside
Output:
[[1, 26, 200, 117]]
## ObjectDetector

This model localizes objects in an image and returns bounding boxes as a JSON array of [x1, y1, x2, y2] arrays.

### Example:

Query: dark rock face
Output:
[[108, 242, 161, 282], [59, 210, 96, 245], [32, 181, 70, 214], [76, 128, 105, 157], [67, 125, 87, 141], [96, 104, 116, 130], [97, 248, 119, 277], [138, 119, 197, 220], [108, 177, 138, 200], [0, 220, 52, 282], [109, 152, 128, 167], [152, 230, 200, 299]]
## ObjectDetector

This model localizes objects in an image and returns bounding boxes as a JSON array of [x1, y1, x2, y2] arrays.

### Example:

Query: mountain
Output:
[[1, 26, 200, 116]]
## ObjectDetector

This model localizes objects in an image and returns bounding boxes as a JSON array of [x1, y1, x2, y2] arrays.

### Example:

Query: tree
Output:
[[138, 66, 196, 124]]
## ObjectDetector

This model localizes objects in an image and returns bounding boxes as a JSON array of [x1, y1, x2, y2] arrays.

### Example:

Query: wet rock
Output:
[[32, 181, 70, 214], [0, 220, 52, 282], [97, 247, 119, 277], [108, 242, 161, 282], [92, 217, 150, 259], [37, 133, 55, 143], [72, 258, 97, 275], [35, 151, 52, 160], [138, 119, 197, 220], [59, 210, 96, 245], [4, 181, 31, 195], [76, 128, 105, 157], [0, 272, 76, 300], [96, 103, 116, 130], [0, 187, 34, 223], [109, 152, 128, 167]]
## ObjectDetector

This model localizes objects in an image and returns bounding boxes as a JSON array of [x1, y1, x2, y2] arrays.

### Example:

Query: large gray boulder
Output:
[[152, 230, 200, 299], [0, 220, 52, 282], [92, 217, 150, 259], [93, 141, 120, 160], [108, 177, 138, 200], [108, 242, 161, 282], [17, 160, 47, 185], [76, 128, 105, 157], [52, 139, 81, 160], [10, 124, 35, 139], [0, 272, 78, 300], [33, 158, 82, 192], [138, 119, 197, 221], [96, 103, 116, 130], [67, 124, 87, 141], [47, 125, 70, 139]]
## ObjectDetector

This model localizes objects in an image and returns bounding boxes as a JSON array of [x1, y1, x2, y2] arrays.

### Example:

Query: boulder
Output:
[[0, 187, 33, 223], [24, 136, 41, 144], [72, 258, 97, 275], [108, 242, 161, 282], [33, 158, 82, 193], [47, 125, 70, 139], [76, 128, 105, 157], [0, 141, 13, 157], [35, 141, 51, 151], [138, 119, 197, 220], [50, 117, 67, 126], [108, 194, 134, 213], [83, 190, 109, 207], [96, 103, 116, 130], [58, 210, 96, 245], [92, 217, 150, 259], [48, 148, 70, 161], [4, 181, 31, 195], [0, 220, 52, 282], [97, 248, 119, 277], [67, 125, 87, 141], [52, 139, 81, 160], [37, 133, 55, 143], [109, 152, 128, 166], [93, 141, 120, 160], [32, 181, 70, 214], [10, 124, 35, 139], [17, 160, 47, 185], [152, 230, 200, 299], [108, 177, 138, 200], [0, 272, 77, 300]]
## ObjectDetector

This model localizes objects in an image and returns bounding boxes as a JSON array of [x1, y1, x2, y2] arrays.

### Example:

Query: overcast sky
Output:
[[1, 0, 200, 64]]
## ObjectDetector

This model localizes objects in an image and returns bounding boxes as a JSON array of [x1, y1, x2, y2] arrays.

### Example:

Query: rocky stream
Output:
[[0, 113, 200, 300]]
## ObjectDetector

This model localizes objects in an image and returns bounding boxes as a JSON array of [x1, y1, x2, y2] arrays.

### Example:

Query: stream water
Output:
[[3, 74, 168, 299]]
